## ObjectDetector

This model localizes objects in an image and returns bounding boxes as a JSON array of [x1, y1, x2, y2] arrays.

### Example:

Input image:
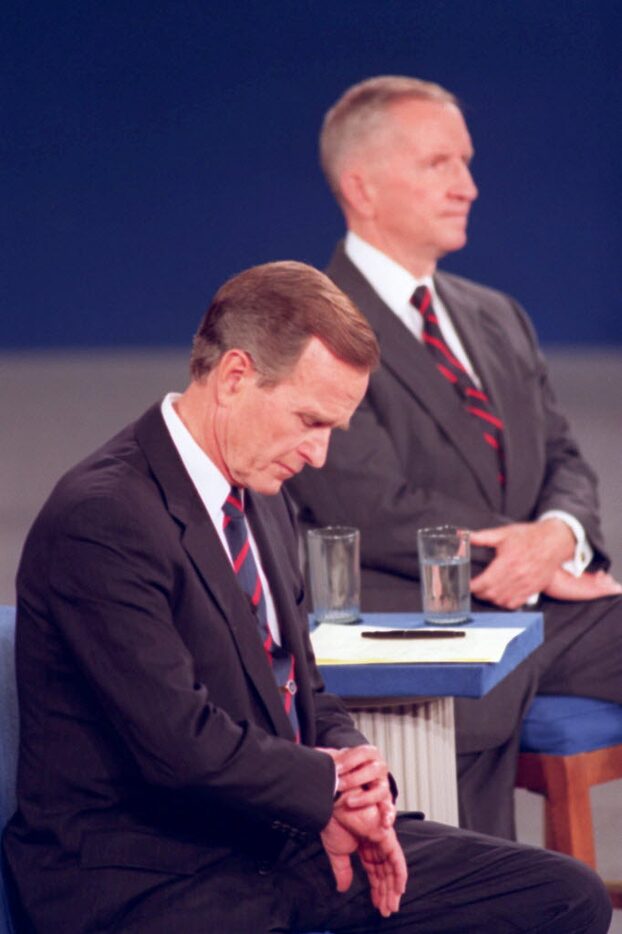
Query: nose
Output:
[[300, 429, 331, 470], [451, 160, 478, 202]]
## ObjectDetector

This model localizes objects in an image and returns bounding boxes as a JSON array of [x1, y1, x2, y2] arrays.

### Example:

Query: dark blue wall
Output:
[[4, 0, 621, 348]]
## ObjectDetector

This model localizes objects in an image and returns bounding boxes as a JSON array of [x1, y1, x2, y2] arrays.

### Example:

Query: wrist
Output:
[[539, 516, 576, 563]]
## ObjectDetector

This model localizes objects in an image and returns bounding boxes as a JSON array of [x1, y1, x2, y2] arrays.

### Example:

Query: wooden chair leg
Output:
[[538, 754, 596, 868], [517, 744, 622, 907]]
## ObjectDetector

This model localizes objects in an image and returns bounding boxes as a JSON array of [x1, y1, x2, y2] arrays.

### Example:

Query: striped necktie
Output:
[[411, 285, 505, 486], [222, 487, 300, 741]]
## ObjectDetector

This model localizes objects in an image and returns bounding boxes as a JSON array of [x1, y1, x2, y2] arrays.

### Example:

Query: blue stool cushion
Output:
[[520, 695, 622, 756]]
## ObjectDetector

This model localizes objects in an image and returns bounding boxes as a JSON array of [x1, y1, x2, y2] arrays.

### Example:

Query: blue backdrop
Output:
[[3, 0, 621, 348]]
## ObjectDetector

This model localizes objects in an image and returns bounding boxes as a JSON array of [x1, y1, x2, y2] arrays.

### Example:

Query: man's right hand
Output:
[[470, 519, 576, 608], [317, 743, 395, 827]]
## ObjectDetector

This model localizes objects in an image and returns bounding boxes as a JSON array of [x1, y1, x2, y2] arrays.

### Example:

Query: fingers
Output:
[[320, 816, 357, 893], [469, 526, 505, 547], [358, 832, 408, 918], [470, 520, 576, 607], [359, 842, 391, 916], [593, 571, 622, 594], [325, 849, 354, 893], [337, 759, 388, 794], [378, 797, 397, 829], [545, 568, 622, 601], [326, 796, 408, 919], [338, 778, 394, 816], [334, 803, 387, 842], [470, 559, 533, 608], [323, 744, 390, 796], [470, 567, 529, 609]]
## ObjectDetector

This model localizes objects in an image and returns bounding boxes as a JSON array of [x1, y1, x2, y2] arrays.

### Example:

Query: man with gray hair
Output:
[[288, 75, 622, 839]]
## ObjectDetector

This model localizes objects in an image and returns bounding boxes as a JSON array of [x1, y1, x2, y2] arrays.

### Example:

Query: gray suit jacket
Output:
[[4, 402, 365, 932], [289, 243, 607, 611]]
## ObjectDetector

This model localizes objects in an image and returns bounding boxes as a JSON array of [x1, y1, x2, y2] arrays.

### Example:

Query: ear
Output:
[[215, 349, 256, 403], [338, 166, 377, 220]]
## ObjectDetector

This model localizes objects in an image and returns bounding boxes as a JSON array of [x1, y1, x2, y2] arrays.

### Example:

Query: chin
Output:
[[249, 477, 284, 496], [440, 234, 468, 255]]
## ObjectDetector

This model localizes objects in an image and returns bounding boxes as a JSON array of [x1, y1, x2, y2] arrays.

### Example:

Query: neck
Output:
[[347, 224, 437, 278], [174, 382, 233, 484]]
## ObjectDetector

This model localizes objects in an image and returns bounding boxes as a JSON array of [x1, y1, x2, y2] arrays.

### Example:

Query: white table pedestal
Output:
[[346, 696, 459, 826]]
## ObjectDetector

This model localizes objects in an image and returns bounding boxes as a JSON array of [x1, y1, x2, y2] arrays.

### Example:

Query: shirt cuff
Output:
[[538, 510, 593, 577]]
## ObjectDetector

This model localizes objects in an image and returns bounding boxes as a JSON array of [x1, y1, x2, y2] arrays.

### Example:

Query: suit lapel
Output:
[[133, 405, 295, 739], [328, 246, 503, 510]]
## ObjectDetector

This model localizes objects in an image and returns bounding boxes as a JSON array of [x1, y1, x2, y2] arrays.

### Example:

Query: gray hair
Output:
[[320, 75, 458, 201]]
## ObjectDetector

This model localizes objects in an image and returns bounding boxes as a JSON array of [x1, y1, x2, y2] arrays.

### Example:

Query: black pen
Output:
[[361, 629, 466, 640]]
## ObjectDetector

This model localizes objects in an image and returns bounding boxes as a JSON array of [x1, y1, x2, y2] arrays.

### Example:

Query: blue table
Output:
[[317, 612, 543, 823]]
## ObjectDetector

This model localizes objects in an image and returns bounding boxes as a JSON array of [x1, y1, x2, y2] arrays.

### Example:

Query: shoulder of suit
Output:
[[38, 409, 156, 522]]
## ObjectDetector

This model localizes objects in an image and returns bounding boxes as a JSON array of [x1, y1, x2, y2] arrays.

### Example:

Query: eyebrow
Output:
[[300, 410, 351, 431]]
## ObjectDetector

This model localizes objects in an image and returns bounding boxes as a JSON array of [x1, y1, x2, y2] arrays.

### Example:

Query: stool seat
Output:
[[520, 695, 622, 756]]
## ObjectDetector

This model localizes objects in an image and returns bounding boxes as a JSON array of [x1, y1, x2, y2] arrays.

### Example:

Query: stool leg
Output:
[[540, 755, 596, 868]]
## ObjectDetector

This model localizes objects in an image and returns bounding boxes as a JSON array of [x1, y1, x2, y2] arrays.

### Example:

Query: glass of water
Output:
[[307, 526, 360, 624], [417, 526, 471, 624]]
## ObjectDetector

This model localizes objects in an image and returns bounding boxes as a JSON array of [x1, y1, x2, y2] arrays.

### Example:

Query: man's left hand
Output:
[[470, 519, 575, 609], [544, 568, 622, 601]]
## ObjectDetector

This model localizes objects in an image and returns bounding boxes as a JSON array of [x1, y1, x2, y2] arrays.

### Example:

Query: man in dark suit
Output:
[[287, 75, 622, 839], [3, 261, 611, 933]]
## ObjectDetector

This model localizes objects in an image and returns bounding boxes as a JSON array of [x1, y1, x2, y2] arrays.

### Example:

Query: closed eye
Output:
[[299, 414, 329, 429]]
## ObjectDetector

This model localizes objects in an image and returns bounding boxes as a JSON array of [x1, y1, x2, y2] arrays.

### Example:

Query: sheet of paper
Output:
[[311, 624, 522, 665]]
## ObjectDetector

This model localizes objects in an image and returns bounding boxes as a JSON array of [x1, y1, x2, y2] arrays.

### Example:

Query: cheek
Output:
[[248, 422, 288, 465]]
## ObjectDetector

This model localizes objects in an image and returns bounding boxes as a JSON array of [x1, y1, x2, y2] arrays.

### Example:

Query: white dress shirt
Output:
[[344, 232, 592, 577], [161, 392, 282, 642]]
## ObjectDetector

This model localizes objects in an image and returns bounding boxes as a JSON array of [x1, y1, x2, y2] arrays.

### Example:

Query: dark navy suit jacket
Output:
[[4, 403, 365, 932]]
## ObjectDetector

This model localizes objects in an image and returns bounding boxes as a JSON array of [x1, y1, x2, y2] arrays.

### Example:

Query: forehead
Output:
[[381, 98, 472, 152], [278, 337, 368, 415]]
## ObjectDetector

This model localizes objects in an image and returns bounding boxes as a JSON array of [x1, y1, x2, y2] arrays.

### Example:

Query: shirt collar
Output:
[[160, 392, 233, 529], [345, 231, 436, 311]]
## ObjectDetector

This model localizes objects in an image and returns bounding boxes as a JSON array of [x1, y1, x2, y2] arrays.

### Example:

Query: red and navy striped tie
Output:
[[222, 487, 300, 741], [411, 285, 505, 486]]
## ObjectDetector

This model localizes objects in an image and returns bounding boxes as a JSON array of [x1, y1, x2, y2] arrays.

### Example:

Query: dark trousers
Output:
[[84, 818, 611, 933]]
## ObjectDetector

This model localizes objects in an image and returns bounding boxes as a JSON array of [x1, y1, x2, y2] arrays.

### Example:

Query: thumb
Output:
[[327, 851, 354, 892]]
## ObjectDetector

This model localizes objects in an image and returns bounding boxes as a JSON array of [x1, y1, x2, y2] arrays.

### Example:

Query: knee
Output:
[[552, 856, 612, 933]]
